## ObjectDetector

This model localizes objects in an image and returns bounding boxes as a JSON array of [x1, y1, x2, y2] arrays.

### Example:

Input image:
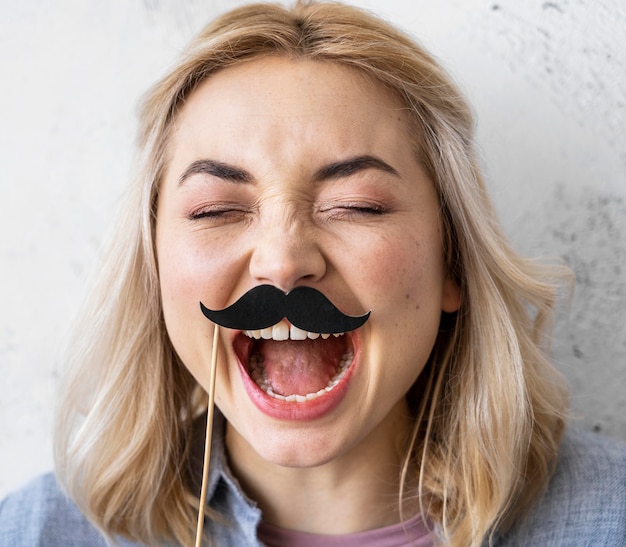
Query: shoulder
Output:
[[496, 426, 626, 546], [0, 473, 141, 546]]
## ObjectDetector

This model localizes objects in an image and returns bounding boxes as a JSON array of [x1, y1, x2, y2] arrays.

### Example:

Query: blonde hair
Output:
[[55, 2, 569, 546]]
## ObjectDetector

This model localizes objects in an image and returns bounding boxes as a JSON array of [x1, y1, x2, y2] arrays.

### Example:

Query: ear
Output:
[[441, 277, 461, 313]]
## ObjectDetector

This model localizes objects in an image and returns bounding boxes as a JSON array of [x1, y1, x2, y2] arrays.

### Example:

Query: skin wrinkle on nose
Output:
[[249, 194, 325, 290]]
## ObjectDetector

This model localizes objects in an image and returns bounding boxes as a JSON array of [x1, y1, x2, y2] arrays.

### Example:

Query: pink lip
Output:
[[231, 330, 359, 421]]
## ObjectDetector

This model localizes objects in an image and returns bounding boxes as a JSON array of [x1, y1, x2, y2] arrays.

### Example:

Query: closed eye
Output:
[[188, 205, 250, 223], [343, 205, 385, 215], [316, 202, 388, 220]]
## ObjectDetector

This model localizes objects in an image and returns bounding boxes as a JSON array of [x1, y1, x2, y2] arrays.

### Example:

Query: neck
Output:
[[225, 401, 418, 535]]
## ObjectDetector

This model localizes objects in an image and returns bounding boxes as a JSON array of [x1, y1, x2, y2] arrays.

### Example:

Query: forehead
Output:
[[178, 55, 402, 119], [167, 56, 414, 171]]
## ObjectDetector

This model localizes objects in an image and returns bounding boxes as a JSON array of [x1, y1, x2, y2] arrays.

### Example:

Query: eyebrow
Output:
[[178, 154, 399, 186], [178, 159, 252, 185], [312, 155, 400, 181]]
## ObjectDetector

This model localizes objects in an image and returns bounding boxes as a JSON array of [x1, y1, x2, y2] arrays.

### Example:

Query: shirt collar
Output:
[[190, 408, 261, 515]]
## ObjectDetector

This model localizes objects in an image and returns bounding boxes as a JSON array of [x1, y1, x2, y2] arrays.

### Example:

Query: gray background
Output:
[[1, 0, 625, 498]]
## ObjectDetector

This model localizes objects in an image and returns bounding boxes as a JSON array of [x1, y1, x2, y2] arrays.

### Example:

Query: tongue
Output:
[[257, 338, 346, 396]]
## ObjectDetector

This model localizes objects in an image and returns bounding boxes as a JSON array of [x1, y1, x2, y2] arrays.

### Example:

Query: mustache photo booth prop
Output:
[[200, 284, 371, 333]]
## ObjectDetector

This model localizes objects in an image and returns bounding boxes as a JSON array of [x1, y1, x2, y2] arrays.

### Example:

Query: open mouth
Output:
[[232, 318, 355, 403]]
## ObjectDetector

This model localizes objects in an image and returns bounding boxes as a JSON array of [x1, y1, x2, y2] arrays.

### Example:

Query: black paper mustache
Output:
[[200, 284, 370, 333]]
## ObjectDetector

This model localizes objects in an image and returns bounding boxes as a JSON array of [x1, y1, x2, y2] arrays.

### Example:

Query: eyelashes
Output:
[[187, 204, 250, 222], [188, 202, 389, 222], [316, 203, 387, 217]]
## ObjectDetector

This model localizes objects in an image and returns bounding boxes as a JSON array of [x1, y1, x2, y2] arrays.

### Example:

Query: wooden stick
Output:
[[195, 325, 220, 547]]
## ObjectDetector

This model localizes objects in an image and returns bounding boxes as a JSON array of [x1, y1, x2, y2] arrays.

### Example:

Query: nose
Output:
[[248, 209, 326, 292]]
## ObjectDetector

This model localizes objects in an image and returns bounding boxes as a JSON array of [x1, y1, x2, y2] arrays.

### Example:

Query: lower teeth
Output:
[[249, 351, 353, 402]]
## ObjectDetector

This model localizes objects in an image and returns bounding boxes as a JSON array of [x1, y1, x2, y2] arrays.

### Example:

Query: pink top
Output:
[[257, 514, 434, 547]]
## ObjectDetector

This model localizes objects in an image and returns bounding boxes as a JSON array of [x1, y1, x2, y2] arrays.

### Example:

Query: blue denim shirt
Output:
[[1, 417, 625, 546]]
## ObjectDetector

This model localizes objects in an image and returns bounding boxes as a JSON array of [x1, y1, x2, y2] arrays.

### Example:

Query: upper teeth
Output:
[[244, 319, 344, 341]]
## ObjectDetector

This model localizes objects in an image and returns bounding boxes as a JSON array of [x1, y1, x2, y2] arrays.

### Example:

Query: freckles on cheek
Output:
[[159, 246, 199, 303], [365, 241, 419, 292], [158, 234, 246, 314]]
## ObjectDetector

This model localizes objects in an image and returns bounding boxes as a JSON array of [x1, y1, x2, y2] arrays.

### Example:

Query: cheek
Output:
[[157, 242, 205, 362], [157, 237, 239, 387], [156, 234, 233, 369], [158, 231, 242, 315], [158, 242, 205, 318], [353, 230, 444, 309]]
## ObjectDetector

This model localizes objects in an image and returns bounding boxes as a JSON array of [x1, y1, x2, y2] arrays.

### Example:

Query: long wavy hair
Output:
[[54, 2, 569, 546]]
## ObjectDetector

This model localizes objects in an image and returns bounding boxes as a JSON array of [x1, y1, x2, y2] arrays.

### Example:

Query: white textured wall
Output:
[[1, 0, 624, 498]]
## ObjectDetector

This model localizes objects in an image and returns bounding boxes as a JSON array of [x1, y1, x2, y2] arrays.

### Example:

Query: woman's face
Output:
[[156, 57, 460, 468]]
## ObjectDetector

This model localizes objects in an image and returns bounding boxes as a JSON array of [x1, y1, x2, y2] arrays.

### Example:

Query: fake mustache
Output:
[[200, 284, 370, 334]]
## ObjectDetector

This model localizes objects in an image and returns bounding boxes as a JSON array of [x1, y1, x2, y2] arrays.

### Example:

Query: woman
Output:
[[1, 2, 624, 546]]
